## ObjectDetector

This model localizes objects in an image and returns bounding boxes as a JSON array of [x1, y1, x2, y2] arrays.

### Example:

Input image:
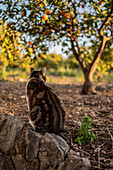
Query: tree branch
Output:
[[89, 0, 113, 76], [71, 39, 87, 72], [13, 32, 17, 49], [98, 0, 113, 38]]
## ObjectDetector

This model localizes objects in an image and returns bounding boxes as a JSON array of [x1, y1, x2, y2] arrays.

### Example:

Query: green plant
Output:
[[74, 116, 96, 145]]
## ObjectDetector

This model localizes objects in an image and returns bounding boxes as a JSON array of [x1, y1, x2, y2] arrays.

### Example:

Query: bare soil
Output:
[[0, 80, 113, 169]]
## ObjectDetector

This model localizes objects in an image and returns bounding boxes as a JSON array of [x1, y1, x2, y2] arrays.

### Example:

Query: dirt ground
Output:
[[0, 79, 113, 169]]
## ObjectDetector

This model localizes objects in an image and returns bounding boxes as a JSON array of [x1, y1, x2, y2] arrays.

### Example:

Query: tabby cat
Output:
[[26, 67, 65, 134]]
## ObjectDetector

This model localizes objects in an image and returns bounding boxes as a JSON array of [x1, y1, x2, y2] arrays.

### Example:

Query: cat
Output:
[[26, 67, 65, 134]]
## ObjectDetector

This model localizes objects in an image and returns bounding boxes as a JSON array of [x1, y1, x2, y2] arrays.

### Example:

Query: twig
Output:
[[94, 142, 106, 152], [94, 143, 107, 169], [91, 160, 113, 169], [106, 126, 113, 150], [71, 145, 90, 156], [97, 148, 101, 169]]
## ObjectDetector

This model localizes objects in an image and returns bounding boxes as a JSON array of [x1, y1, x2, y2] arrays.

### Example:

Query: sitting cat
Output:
[[26, 67, 65, 134]]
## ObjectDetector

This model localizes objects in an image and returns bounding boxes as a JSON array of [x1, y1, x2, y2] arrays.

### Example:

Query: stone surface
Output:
[[0, 113, 25, 152], [12, 154, 27, 170], [39, 133, 70, 169], [58, 149, 91, 170], [26, 159, 40, 170], [26, 130, 43, 161]]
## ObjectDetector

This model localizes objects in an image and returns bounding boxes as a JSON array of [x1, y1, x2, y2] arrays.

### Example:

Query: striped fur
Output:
[[26, 76, 65, 134]]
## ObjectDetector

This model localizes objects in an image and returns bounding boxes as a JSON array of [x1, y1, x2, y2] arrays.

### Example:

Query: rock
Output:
[[15, 130, 27, 158], [12, 154, 27, 170], [39, 133, 70, 169], [0, 113, 25, 153], [26, 130, 43, 161], [58, 149, 91, 170], [27, 159, 40, 170], [1, 155, 15, 170]]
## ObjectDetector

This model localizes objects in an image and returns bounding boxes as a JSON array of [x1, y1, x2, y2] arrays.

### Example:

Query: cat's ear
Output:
[[41, 67, 46, 75], [30, 67, 35, 74]]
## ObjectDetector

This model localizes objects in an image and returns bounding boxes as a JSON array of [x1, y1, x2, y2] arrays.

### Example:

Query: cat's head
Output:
[[30, 67, 46, 82]]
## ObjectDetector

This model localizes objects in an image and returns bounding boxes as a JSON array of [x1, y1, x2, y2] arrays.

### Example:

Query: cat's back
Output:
[[28, 81, 65, 134]]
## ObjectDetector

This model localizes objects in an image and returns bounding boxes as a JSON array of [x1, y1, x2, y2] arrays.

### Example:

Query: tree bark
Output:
[[81, 71, 96, 95], [3, 65, 6, 79]]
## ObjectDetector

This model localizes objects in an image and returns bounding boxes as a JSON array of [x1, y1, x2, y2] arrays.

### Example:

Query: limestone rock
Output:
[[39, 133, 70, 169], [27, 159, 40, 170], [12, 154, 27, 170], [26, 130, 43, 161], [58, 149, 91, 170], [0, 113, 25, 152]]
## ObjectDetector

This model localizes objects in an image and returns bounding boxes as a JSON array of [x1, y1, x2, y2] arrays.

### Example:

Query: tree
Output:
[[36, 53, 63, 69], [0, 21, 22, 79], [0, 0, 113, 93], [64, 54, 80, 70]]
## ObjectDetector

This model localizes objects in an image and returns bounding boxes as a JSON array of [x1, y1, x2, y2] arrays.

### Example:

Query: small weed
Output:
[[74, 116, 96, 145]]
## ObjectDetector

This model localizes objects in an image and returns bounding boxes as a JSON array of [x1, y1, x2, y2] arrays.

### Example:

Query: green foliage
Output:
[[64, 54, 80, 69], [0, 0, 113, 83], [0, 0, 112, 55], [36, 53, 63, 69], [74, 116, 96, 145]]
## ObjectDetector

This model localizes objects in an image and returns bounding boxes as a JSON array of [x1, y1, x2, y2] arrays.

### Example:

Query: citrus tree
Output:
[[0, 20, 38, 78], [0, 21, 22, 78], [0, 0, 113, 93], [36, 53, 63, 69]]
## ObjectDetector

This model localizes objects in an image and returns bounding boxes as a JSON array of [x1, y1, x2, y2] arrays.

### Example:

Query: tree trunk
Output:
[[3, 65, 6, 79], [81, 70, 97, 95]]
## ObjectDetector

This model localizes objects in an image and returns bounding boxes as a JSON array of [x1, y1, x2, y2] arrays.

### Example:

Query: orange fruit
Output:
[[59, 10, 64, 16], [21, 11, 25, 17], [42, 14, 48, 20], [107, 65, 110, 69], [99, 1, 103, 5], [40, 54, 43, 58], [81, 4, 85, 8], [111, 63, 113, 67], [7, 23, 11, 27], [28, 41, 33, 45], [65, 13, 71, 19], [50, 29, 53, 32], [73, 19, 76, 24], [33, 13, 36, 16], [33, 46, 36, 49], [25, 46, 29, 50], [43, 31, 48, 36], [77, 3, 80, 7], [40, 3, 44, 7], [45, 10, 51, 15]]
